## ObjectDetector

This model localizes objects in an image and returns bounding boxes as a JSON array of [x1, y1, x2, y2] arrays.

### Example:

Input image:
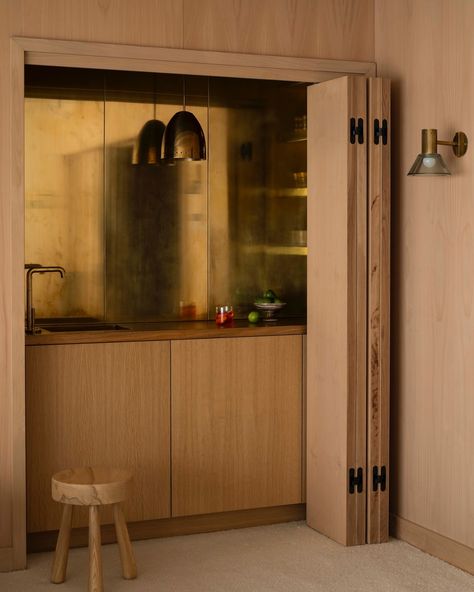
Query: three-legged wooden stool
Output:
[[51, 467, 137, 591]]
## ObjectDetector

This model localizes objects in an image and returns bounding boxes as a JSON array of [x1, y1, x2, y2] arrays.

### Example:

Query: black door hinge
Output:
[[349, 467, 363, 494], [372, 465, 387, 492], [350, 117, 364, 144], [374, 119, 388, 145]]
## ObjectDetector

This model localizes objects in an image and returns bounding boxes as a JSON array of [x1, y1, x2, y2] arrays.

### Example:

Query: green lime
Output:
[[263, 289, 277, 301], [248, 311, 260, 323]]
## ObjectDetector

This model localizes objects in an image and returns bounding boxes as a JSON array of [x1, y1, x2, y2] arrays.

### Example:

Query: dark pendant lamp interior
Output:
[[408, 128, 468, 176], [162, 77, 206, 162], [132, 76, 165, 165]]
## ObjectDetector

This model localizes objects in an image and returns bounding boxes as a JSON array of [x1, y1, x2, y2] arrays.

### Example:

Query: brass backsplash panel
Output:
[[25, 67, 306, 322]]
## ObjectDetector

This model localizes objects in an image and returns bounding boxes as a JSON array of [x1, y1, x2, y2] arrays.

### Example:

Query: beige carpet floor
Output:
[[1, 522, 473, 591]]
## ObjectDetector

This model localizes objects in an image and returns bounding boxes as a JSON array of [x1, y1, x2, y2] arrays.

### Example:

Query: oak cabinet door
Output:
[[26, 341, 171, 532], [306, 76, 390, 546], [171, 335, 303, 516]]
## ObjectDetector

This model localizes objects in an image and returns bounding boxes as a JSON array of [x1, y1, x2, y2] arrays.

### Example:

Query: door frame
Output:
[[4, 36, 376, 571]]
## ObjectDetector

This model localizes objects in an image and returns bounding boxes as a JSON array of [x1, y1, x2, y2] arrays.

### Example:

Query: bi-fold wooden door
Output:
[[306, 76, 390, 546]]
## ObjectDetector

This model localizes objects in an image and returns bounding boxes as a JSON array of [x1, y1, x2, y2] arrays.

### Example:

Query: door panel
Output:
[[306, 76, 368, 546], [307, 75, 390, 546], [367, 77, 391, 543], [26, 341, 171, 532], [171, 336, 303, 517]]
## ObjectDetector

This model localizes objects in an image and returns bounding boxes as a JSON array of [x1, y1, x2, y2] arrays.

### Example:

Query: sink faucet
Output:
[[25, 264, 66, 334]]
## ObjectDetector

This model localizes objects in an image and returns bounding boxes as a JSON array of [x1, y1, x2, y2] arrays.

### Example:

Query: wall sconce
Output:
[[407, 129, 468, 175]]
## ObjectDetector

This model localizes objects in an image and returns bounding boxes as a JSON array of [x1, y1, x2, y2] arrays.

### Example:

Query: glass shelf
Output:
[[268, 188, 307, 198], [242, 244, 307, 256], [279, 133, 307, 144]]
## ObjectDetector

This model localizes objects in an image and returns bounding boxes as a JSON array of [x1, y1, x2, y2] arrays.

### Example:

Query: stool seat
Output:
[[51, 466, 137, 591], [52, 467, 132, 506]]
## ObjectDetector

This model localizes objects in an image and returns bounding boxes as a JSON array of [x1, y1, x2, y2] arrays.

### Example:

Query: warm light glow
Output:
[[422, 156, 437, 168]]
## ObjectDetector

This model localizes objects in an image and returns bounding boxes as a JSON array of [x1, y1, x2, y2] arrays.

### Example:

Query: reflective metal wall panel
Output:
[[25, 67, 306, 323], [209, 78, 307, 318], [103, 73, 208, 321], [25, 90, 105, 319]]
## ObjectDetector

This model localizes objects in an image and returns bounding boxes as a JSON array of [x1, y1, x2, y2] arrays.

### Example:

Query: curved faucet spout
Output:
[[25, 265, 66, 334]]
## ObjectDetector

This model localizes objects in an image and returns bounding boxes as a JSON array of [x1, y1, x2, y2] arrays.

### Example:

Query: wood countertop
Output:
[[25, 318, 306, 346]]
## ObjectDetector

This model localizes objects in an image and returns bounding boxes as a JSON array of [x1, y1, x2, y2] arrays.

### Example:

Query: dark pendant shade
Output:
[[162, 111, 206, 161], [132, 119, 166, 165]]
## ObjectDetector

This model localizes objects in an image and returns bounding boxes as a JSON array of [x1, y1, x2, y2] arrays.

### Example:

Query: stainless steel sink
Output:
[[38, 323, 130, 333]]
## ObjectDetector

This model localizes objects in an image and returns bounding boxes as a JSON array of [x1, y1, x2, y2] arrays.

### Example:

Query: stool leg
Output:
[[113, 504, 137, 579], [51, 504, 73, 584], [88, 506, 104, 592]]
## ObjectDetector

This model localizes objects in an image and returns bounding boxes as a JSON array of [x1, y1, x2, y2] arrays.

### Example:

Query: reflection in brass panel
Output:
[[25, 67, 307, 323], [209, 78, 307, 318], [25, 95, 105, 319]]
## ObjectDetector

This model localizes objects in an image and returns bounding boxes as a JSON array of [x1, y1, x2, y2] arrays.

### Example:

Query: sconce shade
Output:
[[162, 111, 206, 161], [132, 119, 166, 165], [407, 153, 451, 176], [408, 128, 468, 176]]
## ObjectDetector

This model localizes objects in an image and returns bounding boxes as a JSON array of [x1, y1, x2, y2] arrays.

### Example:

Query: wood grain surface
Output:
[[0, 0, 375, 569], [376, 0, 474, 552], [367, 77, 391, 544], [183, 0, 374, 61], [171, 336, 303, 516], [306, 76, 367, 546], [28, 504, 306, 553], [26, 342, 171, 533], [26, 321, 306, 346]]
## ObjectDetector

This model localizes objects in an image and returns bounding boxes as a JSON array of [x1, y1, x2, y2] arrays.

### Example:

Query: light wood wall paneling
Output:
[[367, 77, 391, 544], [375, 0, 474, 555], [171, 336, 303, 517], [306, 76, 367, 546], [0, 0, 376, 569], [183, 0, 374, 61], [26, 342, 171, 533], [8, 0, 183, 48]]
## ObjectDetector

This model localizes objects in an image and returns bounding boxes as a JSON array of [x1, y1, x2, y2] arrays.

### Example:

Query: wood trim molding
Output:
[[9, 38, 27, 572], [0, 548, 13, 573], [4, 35, 374, 571], [28, 504, 306, 553], [14, 37, 376, 82], [390, 514, 474, 575]]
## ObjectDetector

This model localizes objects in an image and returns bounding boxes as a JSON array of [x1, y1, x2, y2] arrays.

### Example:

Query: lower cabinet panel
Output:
[[171, 335, 303, 516], [26, 341, 171, 533]]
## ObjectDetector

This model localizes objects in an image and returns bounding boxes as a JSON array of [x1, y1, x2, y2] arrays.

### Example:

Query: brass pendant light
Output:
[[162, 77, 206, 162], [132, 76, 165, 165]]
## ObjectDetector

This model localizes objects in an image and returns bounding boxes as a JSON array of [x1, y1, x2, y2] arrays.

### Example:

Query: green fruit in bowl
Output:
[[274, 298, 282, 303], [248, 311, 260, 323], [263, 289, 277, 301], [255, 296, 272, 304]]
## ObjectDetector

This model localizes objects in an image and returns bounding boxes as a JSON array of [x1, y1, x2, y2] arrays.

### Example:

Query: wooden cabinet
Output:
[[26, 332, 304, 535], [171, 336, 303, 516], [26, 341, 171, 533]]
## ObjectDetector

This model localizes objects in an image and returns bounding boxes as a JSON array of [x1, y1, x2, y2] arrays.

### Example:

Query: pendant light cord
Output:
[[153, 74, 157, 120], [183, 76, 186, 111]]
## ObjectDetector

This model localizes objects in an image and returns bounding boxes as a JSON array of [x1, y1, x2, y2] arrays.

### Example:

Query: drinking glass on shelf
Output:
[[215, 305, 234, 326]]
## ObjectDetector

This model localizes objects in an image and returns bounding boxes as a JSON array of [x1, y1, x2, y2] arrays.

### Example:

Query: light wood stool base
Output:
[[51, 468, 137, 591]]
